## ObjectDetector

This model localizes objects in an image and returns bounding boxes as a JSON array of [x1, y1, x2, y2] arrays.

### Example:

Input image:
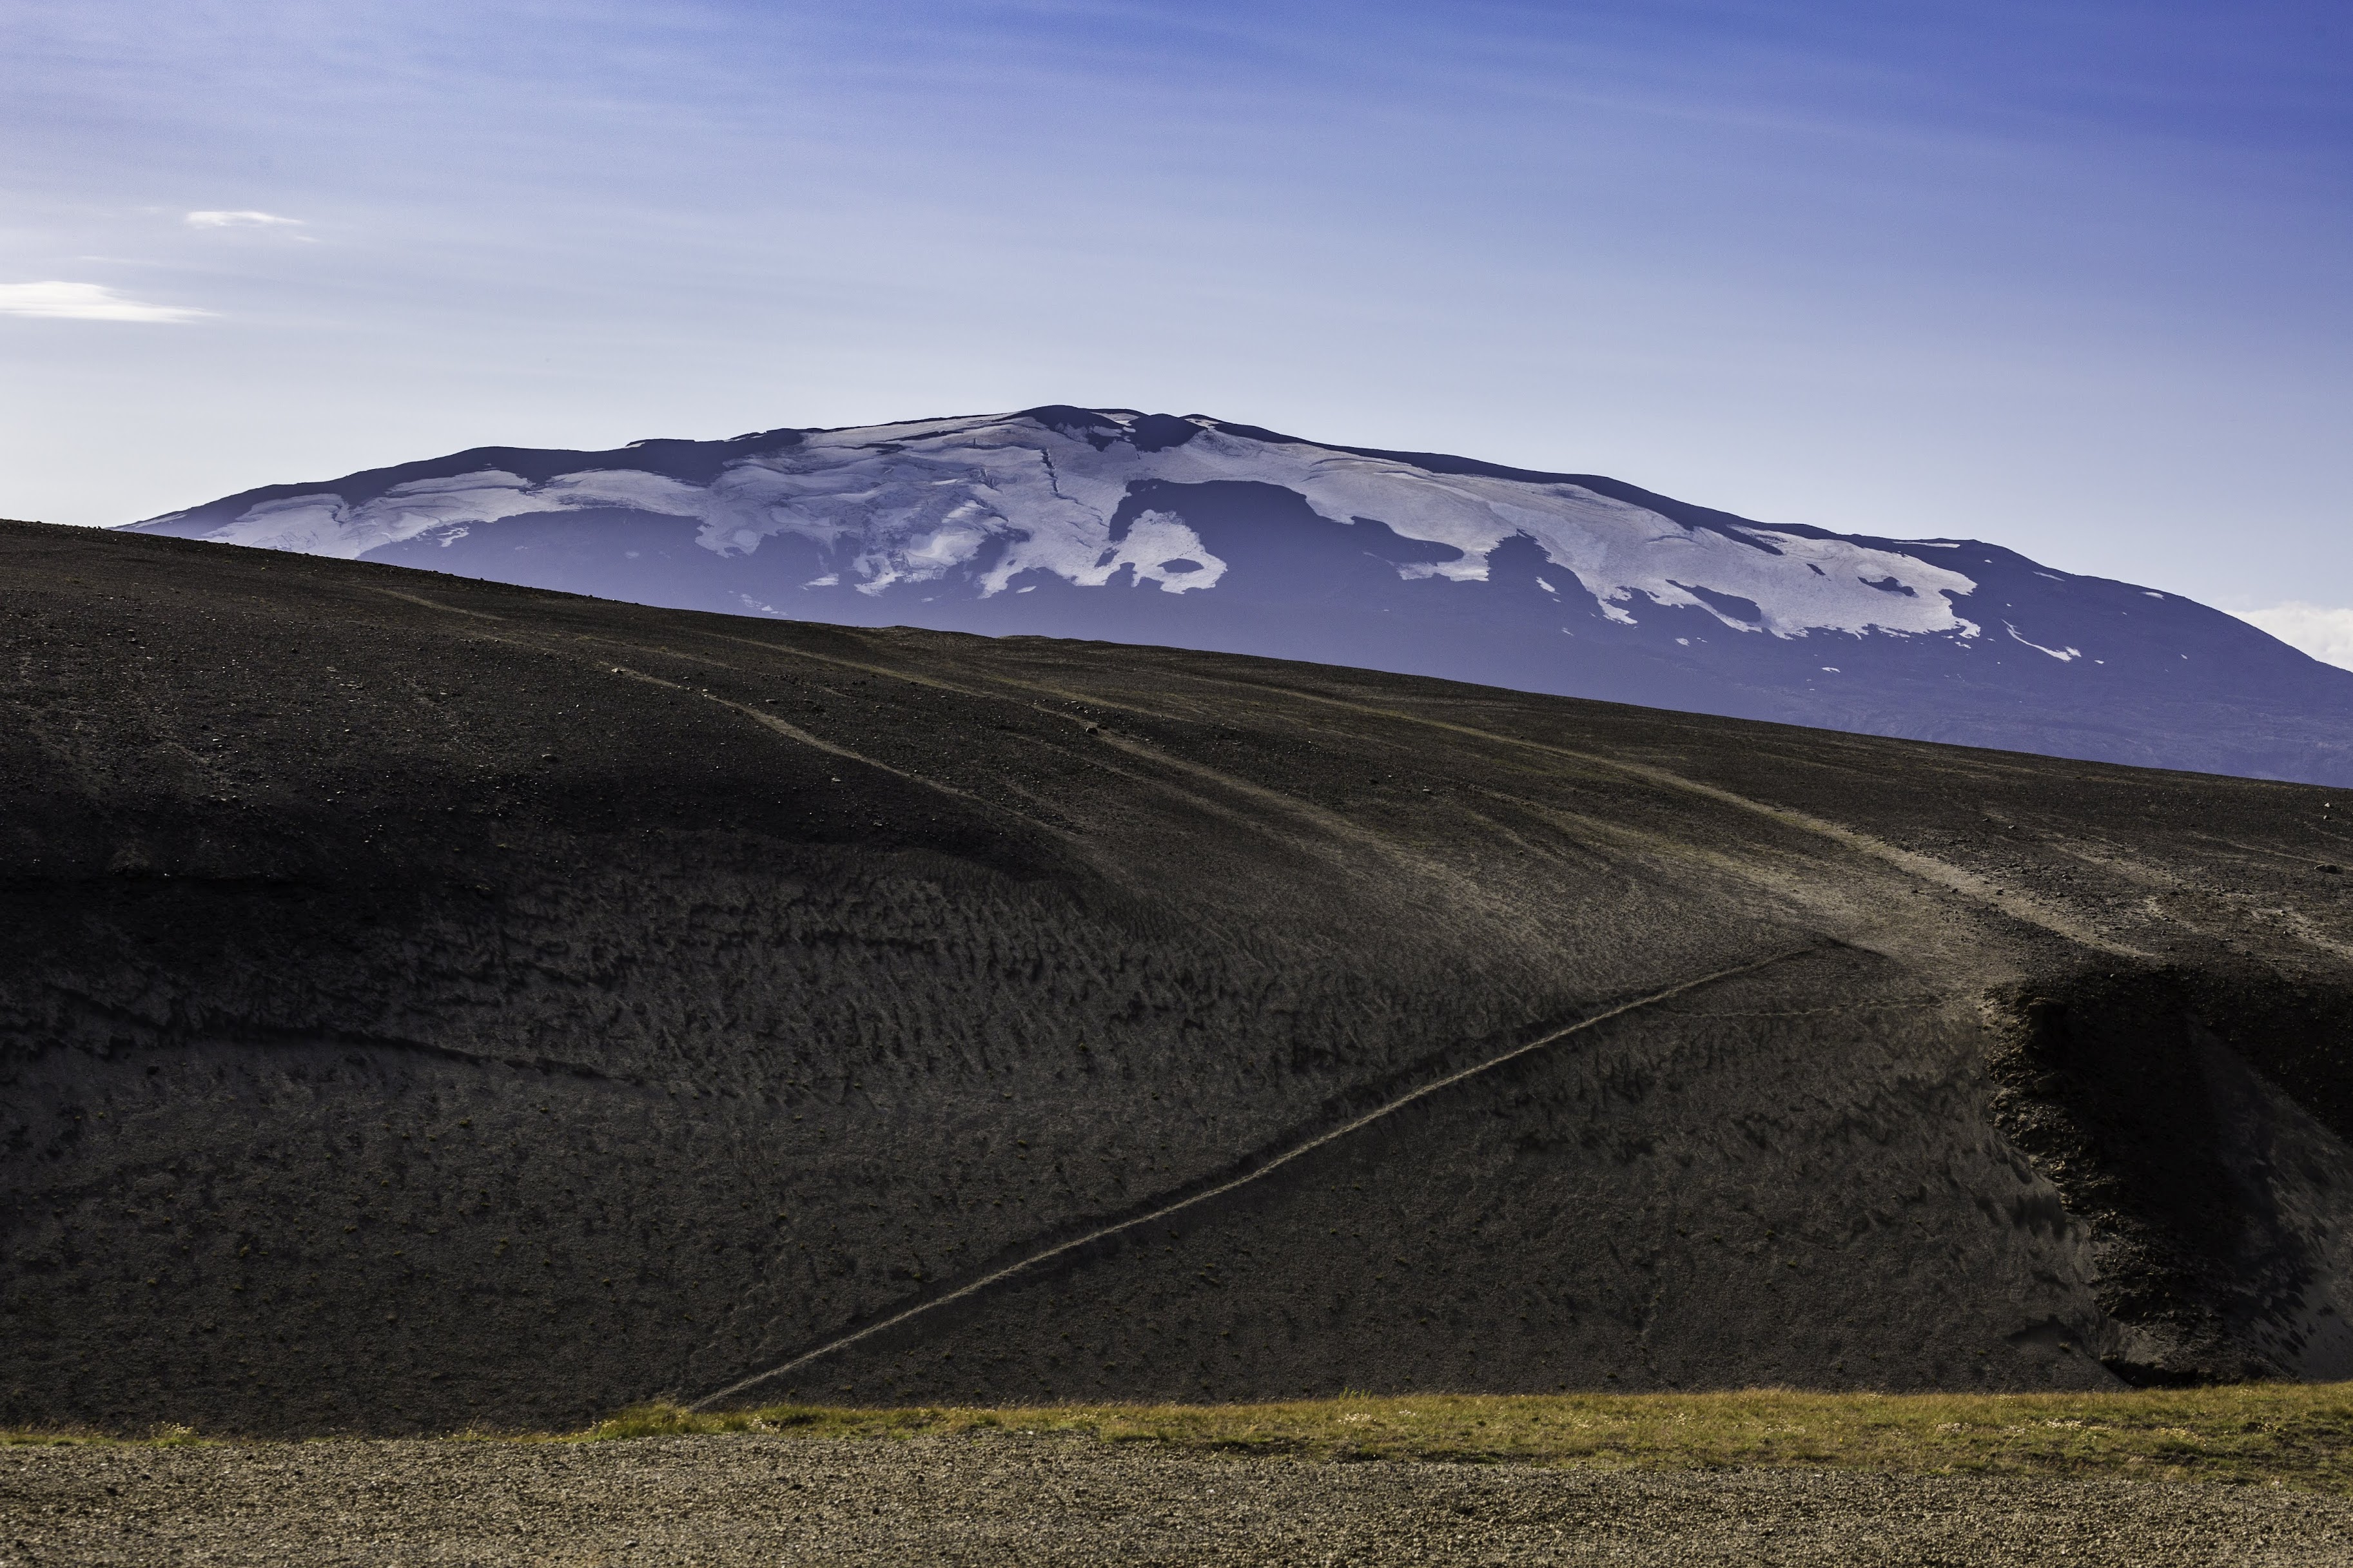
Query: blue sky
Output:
[[4, 1, 2348, 638]]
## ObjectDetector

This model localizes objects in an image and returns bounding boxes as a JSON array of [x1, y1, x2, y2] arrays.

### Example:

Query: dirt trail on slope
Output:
[[694, 946, 1819, 1408]]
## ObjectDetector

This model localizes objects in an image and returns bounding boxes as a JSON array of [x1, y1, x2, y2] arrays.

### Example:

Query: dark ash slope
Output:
[[6, 518, 2353, 1437]]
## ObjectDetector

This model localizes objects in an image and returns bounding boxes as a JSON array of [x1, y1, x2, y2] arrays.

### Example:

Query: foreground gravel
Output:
[[6, 1434, 2352, 1566]]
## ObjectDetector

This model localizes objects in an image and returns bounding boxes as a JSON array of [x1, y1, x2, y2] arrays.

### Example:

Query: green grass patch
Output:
[[570, 1384, 2353, 1492], [0, 1422, 207, 1449], [14, 1386, 2350, 1493]]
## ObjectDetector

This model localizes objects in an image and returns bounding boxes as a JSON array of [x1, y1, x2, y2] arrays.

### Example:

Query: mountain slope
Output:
[[122, 407, 2353, 786], [10, 520, 2353, 1435]]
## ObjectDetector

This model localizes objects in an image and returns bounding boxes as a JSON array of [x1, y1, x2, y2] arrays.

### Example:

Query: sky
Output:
[[4, 0, 2349, 653]]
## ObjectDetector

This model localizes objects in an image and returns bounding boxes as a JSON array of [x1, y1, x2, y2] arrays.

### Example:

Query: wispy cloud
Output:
[[184, 209, 304, 230], [2238, 604, 2353, 672], [0, 282, 211, 322]]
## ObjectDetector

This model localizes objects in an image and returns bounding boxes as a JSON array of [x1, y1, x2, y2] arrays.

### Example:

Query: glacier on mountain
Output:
[[154, 410, 1979, 641], [119, 403, 2353, 786]]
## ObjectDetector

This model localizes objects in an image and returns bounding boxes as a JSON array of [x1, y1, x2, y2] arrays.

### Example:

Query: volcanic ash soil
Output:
[[9, 518, 2353, 1434], [8, 1435, 2353, 1567]]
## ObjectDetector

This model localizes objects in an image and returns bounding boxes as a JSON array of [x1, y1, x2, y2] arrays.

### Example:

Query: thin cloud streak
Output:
[[184, 209, 304, 229], [0, 281, 211, 322]]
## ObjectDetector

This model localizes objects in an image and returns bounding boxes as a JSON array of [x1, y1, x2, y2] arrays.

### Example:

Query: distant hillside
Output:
[[122, 407, 2353, 787], [8, 519, 2353, 1437]]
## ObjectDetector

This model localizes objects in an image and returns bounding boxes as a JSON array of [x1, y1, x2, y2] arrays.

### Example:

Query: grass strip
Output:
[[576, 1385, 2353, 1492], [0, 1423, 204, 1449], [10, 1386, 2351, 1493]]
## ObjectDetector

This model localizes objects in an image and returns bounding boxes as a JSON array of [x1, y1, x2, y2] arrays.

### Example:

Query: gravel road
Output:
[[5, 1435, 2350, 1565]]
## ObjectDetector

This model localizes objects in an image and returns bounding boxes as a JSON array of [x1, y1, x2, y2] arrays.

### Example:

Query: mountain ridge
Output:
[[122, 407, 2353, 786]]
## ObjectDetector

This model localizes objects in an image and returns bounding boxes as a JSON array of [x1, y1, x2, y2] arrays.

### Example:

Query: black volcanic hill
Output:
[[122, 406, 2353, 786], [8, 517, 2353, 1438]]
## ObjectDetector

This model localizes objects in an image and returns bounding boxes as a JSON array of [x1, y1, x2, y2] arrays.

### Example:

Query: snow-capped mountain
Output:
[[125, 405, 2353, 784]]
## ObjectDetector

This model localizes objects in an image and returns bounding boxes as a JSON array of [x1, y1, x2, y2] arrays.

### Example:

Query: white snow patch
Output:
[[2006, 624, 2082, 662], [172, 411, 1980, 632], [181, 470, 571, 558]]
